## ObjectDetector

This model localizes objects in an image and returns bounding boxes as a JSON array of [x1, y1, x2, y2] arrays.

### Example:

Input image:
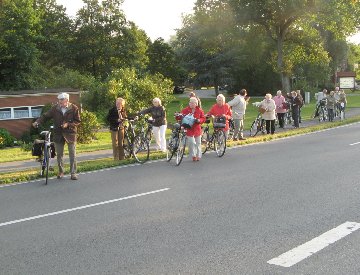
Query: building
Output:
[[0, 88, 81, 139]]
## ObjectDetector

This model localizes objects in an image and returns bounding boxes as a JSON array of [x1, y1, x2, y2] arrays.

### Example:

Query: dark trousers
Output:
[[292, 107, 300, 128], [265, 120, 275, 134], [328, 108, 334, 122], [277, 113, 285, 128]]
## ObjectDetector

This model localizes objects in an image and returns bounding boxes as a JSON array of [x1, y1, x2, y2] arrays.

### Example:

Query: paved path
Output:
[[1, 107, 360, 173]]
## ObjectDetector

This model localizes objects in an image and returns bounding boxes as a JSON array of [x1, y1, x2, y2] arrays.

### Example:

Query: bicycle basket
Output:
[[181, 114, 195, 129], [31, 142, 43, 157], [282, 102, 290, 109], [213, 117, 226, 128]]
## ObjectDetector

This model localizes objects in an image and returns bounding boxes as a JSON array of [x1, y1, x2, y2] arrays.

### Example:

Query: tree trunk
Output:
[[277, 35, 291, 93]]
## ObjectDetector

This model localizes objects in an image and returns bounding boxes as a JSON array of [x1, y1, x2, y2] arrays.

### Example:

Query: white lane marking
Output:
[[268, 221, 360, 267], [0, 188, 169, 228], [349, 141, 360, 146]]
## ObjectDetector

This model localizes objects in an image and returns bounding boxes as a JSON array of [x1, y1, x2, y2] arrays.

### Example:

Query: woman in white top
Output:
[[260, 93, 276, 134]]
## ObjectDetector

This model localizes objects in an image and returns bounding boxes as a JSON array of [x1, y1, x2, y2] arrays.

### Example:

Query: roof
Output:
[[0, 88, 81, 96]]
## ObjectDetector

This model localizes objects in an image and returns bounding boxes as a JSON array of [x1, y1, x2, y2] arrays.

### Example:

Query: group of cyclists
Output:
[[313, 87, 347, 122]]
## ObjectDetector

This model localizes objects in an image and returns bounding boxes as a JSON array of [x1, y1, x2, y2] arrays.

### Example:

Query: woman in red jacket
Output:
[[181, 97, 206, 161], [207, 94, 232, 138]]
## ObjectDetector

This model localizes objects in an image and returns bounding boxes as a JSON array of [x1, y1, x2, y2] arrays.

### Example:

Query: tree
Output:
[[147, 38, 186, 85], [73, 0, 149, 79], [0, 0, 40, 90], [175, 0, 238, 94], [34, 0, 74, 68], [229, 0, 360, 92]]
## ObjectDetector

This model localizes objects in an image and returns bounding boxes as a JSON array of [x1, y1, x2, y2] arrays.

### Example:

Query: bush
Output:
[[77, 110, 101, 144], [0, 128, 15, 148]]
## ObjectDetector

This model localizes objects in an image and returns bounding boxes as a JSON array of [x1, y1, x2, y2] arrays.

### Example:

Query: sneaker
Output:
[[196, 157, 200, 161], [57, 172, 64, 179], [239, 137, 247, 140], [192, 157, 197, 161], [71, 174, 78, 180], [233, 138, 238, 141]]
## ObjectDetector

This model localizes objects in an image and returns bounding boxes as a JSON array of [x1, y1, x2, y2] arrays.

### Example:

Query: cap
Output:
[[57, 93, 69, 100]]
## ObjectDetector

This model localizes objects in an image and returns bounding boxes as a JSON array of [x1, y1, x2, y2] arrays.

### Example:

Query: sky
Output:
[[56, 0, 196, 41]]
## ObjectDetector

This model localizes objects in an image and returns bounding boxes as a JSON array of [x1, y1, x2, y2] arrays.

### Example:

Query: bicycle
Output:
[[32, 126, 55, 185], [227, 118, 235, 140], [249, 112, 265, 137], [166, 113, 187, 166], [132, 116, 153, 163], [201, 116, 227, 157], [122, 117, 147, 163], [317, 99, 328, 122]]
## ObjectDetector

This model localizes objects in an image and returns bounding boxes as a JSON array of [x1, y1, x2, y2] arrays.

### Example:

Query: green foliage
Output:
[[0, 128, 15, 148], [0, 0, 40, 90], [107, 68, 174, 115], [147, 38, 187, 85], [77, 110, 101, 144]]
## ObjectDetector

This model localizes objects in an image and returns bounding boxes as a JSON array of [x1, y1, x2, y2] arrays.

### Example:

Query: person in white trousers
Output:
[[139, 98, 167, 152]]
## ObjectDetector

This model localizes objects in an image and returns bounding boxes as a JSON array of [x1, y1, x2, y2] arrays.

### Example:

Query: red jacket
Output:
[[207, 103, 232, 131], [181, 106, 205, 137]]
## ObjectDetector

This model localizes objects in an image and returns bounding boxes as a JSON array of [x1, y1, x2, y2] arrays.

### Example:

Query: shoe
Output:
[[192, 157, 197, 161], [196, 157, 200, 161], [71, 174, 78, 180], [233, 138, 238, 141], [57, 172, 64, 179], [239, 137, 246, 140]]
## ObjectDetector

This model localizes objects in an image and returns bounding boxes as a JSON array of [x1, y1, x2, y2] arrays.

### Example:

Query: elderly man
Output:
[[227, 89, 247, 140], [33, 93, 81, 180]]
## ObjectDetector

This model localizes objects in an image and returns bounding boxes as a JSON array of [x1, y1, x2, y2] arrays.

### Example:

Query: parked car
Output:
[[173, 86, 185, 94]]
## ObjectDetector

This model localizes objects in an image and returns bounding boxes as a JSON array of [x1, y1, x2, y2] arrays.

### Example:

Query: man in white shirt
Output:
[[227, 89, 248, 140]]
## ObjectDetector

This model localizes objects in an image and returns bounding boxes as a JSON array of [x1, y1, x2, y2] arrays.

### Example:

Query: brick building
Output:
[[0, 88, 82, 139]]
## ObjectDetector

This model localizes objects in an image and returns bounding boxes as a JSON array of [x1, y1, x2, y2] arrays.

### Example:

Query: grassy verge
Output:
[[1, 115, 360, 185]]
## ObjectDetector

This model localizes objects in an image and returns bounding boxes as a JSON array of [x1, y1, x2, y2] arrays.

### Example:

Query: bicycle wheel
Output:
[[133, 135, 149, 163], [214, 130, 226, 157], [227, 120, 235, 140], [44, 146, 50, 185], [201, 128, 210, 154], [249, 119, 259, 137], [175, 133, 186, 166], [123, 135, 132, 158], [166, 132, 178, 161]]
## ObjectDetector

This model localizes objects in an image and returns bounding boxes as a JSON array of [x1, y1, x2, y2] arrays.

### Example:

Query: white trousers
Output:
[[187, 136, 202, 158], [152, 125, 167, 152]]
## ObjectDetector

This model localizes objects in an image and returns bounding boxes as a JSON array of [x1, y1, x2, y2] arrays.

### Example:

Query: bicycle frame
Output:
[[167, 114, 187, 165], [38, 126, 54, 185], [201, 117, 226, 157]]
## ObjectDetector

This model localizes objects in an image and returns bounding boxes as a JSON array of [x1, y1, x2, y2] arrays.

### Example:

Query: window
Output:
[[31, 106, 43, 118], [0, 108, 11, 119], [14, 107, 30, 118], [0, 106, 43, 120]]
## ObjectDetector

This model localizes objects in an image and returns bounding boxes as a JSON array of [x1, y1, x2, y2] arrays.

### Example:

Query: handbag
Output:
[[181, 114, 195, 129], [259, 107, 266, 114]]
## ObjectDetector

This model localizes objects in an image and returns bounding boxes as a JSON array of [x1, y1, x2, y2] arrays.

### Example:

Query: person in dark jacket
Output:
[[106, 97, 127, 160], [288, 91, 302, 128], [32, 92, 81, 180], [139, 98, 167, 152]]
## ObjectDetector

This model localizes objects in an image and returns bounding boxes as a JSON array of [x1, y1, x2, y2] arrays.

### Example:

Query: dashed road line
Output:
[[0, 188, 170, 228], [268, 221, 360, 267]]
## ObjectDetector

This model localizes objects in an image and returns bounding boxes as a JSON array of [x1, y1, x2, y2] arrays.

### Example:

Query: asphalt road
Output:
[[1, 123, 360, 274]]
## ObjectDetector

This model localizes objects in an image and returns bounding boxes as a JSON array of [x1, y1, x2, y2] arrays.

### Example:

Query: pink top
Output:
[[273, 95, 287, 113]]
